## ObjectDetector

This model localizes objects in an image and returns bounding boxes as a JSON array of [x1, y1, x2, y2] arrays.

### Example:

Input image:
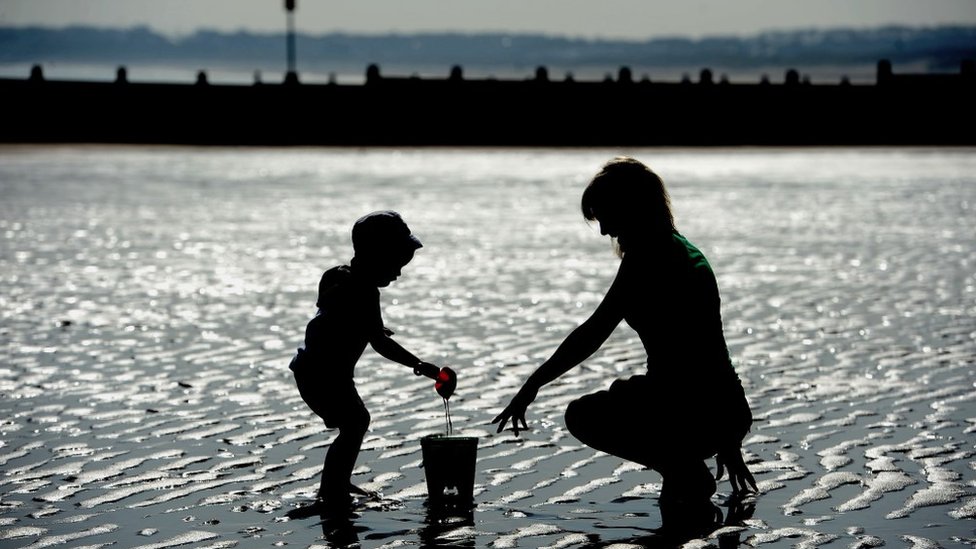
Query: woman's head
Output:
[[581, 156, 675, 255]]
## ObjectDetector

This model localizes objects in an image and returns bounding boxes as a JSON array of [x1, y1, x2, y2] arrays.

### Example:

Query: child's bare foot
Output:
[[349, 483, 380, 500], [286, 498, 333, 520]]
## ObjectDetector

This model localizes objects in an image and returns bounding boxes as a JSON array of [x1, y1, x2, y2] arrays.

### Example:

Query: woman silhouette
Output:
[[493, 156, 756, 531]]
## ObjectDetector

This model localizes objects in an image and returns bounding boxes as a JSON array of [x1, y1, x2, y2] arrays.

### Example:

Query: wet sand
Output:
[[1, 146, 974, 548]]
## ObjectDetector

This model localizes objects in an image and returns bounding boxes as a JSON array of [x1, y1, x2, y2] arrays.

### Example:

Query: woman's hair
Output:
[[581, 156, 675, 255]]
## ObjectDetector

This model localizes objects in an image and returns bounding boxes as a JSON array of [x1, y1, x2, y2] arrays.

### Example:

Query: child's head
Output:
[[350, 210, 423, 287]]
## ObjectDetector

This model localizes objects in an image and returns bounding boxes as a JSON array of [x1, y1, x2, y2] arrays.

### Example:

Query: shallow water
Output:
[[1, 145, 974, 548]]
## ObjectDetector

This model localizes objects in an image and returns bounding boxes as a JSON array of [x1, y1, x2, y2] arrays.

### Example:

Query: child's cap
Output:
[[352, 210, 423, 255]]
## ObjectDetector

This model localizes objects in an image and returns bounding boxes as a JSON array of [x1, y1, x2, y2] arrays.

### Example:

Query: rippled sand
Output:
[[1, 146, 974, 548]]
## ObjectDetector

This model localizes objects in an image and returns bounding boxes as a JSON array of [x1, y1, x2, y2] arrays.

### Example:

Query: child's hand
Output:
[[413, 361, 440, 379]]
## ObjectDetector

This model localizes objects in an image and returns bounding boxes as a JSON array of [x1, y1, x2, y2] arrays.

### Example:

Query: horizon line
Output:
[[2, 22, 975, 44]]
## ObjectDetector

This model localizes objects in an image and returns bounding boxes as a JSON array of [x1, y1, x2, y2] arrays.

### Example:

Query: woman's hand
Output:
[[715, 444, 758, 498], [491, 383, 539, 436]]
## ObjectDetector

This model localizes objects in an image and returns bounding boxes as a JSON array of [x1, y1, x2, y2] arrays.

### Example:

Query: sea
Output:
[[1, 145, 974, 548]]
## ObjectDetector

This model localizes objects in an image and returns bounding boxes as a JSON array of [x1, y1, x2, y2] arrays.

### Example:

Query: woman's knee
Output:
[[564, 393, 601, 440]]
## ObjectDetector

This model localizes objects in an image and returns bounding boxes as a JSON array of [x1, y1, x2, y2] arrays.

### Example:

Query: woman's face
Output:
[[598, 216, 620, 238], [594, 205, 626, 239]]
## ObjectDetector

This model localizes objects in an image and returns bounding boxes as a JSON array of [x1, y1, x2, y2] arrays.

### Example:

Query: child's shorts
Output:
[[290, 351, 368, 430]]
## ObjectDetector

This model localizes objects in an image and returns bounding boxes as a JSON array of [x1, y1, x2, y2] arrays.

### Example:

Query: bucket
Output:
[[421, 434, 478, 508]]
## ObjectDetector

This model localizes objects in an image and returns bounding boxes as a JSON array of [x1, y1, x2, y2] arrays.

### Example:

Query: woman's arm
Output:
[[523, 290, 624, 390], [492, 264, 628, 434]]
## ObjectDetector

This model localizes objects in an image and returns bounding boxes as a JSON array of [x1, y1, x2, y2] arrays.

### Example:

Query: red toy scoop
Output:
[[435, 367, 457, 399]]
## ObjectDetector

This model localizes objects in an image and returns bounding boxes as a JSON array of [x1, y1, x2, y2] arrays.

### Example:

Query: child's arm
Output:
[[369, 332, 439, 379]]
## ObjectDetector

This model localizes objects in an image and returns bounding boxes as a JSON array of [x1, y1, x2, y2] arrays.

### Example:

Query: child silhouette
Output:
[[290, 210, 439, 514]]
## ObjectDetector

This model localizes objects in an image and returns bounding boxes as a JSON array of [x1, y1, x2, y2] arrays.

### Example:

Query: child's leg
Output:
[[319, 393, 370, 506]]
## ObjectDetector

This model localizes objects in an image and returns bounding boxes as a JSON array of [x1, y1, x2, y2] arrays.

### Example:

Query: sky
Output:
[[2, 0, 976, 40]]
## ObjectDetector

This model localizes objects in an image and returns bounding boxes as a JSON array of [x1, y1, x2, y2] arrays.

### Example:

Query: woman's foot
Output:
[[660, 460, 716, 503], [658, 460, 720, 537], [658, 497, 721, 539]]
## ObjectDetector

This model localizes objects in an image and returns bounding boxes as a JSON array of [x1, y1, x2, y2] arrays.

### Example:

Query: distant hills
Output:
[[1, 25, 974, 82]]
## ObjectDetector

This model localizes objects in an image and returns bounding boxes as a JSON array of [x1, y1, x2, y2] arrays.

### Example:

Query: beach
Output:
[[1, 145, 974, 548]]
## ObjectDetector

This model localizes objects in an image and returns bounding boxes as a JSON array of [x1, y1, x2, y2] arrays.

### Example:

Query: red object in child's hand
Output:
[[435, 367, 457, 399]]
